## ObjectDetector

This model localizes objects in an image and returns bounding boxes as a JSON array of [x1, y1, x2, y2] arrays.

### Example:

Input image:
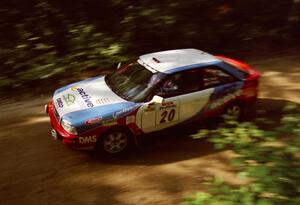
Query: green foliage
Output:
[[0, 0, 130, 91], [0, 0, 299, 93], [185, 104, 300, 205]]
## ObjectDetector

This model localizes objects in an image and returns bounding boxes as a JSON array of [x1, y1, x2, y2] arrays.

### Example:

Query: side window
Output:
[[157, 70, 202, 98], [202, 67, 236, 88]]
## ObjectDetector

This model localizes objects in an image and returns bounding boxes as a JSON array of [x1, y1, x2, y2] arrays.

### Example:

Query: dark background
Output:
[[0, 0, 299, 94]]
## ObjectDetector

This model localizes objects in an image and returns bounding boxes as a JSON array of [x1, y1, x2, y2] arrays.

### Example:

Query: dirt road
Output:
[[0, 54, 299, 205]]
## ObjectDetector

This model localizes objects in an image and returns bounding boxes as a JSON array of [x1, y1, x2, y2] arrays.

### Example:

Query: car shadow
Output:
[[90, 97, 300, 165]]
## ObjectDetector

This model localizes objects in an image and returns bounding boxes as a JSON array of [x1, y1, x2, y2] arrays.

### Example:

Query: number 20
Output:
[[160, 109, 175, 124]]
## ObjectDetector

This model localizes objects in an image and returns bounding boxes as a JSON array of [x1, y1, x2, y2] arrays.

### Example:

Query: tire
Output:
[[222, 102, 244, 121], [97, 128, 132, 155]]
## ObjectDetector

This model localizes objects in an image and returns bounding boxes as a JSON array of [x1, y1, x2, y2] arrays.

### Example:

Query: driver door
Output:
[[139, 69, 214, 133], [140, 97, 180, 133]]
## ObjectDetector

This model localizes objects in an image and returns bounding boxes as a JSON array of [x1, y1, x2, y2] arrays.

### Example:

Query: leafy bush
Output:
[[183, 103, 300, 205], [1, 0, 299, 93]]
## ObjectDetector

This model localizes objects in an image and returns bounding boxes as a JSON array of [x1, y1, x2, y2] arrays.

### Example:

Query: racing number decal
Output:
[[160, 109, 175, 124], [156, 102, 179, 125]]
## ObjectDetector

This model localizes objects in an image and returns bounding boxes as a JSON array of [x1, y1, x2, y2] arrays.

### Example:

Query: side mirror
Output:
[[150, 95, 164, 104], [117, 62, 122, 69]]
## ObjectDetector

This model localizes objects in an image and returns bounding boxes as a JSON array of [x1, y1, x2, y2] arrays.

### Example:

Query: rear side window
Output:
[[155, 66, 239, 98], [222, 61, 249, 78], [202, 67, 237, 89]]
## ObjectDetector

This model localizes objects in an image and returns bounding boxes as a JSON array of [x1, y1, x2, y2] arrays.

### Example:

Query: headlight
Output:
[[61, 119, 78, 135]]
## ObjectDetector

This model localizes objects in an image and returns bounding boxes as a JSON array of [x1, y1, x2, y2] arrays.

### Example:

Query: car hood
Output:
[[53, 76, 131, 118]]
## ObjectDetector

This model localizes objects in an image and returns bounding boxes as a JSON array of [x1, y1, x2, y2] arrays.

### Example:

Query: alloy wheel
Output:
[[103, 131, 128, 154]]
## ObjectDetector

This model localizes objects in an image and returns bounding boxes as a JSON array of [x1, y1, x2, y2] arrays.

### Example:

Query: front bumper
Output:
[[45, 101, 96, 150]]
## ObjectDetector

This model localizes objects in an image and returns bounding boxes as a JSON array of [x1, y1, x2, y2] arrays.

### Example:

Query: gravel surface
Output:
[[0, 54, 299, 205]]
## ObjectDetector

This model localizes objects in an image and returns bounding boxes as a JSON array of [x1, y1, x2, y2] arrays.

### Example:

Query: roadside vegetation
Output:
[[183, 103, 300, 205], [1, 0, 299, 95]]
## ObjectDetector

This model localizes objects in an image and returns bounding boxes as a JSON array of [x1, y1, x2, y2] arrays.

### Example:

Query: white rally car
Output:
[[46, 49, 260, 155]]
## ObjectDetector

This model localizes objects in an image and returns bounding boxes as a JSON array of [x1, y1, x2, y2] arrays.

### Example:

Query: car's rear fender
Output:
[[215, 55, 261, 80]]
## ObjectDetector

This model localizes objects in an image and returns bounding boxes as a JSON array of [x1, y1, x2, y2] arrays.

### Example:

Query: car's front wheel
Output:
[[97, 128, 132, 156]]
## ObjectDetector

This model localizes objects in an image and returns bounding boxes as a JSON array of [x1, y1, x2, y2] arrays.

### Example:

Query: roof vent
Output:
[[152, 57, 160, 63]]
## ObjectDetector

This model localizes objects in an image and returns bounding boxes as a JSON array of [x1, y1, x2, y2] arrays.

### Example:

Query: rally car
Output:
[[45, 48, 260, 155]]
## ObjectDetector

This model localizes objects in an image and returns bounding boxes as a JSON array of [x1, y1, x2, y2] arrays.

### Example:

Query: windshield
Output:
[[105, 61, 166, 102]]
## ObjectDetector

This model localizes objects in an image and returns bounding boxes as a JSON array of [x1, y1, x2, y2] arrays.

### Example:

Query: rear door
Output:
[[200, 66, 244, 115]]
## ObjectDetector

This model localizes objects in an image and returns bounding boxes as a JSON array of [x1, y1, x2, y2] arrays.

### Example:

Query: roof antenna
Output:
[[152, 57, 160, 63]]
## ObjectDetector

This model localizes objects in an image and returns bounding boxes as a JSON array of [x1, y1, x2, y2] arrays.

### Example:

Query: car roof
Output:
[[139, 48, 221, 74]]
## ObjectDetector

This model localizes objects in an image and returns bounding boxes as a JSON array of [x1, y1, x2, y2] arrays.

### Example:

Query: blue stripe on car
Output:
[[174, 81, 244, 127], [62, 102, 140, 134], [210, 81, 243, 101]]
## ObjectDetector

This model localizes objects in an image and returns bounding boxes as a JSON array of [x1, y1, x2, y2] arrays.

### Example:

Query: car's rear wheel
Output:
[[97, 128, 133, 156], [222, 102, 244, 121]]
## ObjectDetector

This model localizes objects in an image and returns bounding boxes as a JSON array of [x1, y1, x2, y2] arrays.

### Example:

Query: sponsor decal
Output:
[[72, 86, 94, 108], [159, 102, 176, 110], [126, 116, 135, 124], [62, 94, 76, 106], [114, 106, 136, 118], [79, 135, 97, 144], [56, 98, 64, 108], [209, 89, 241, 109], [102, 119, 117, 126], [159, 109, 176, 124], [71, 86, 78, 91], [156, 101, 179, 125], [86, 117, 102, 125], [96, 98, 110, 105]]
